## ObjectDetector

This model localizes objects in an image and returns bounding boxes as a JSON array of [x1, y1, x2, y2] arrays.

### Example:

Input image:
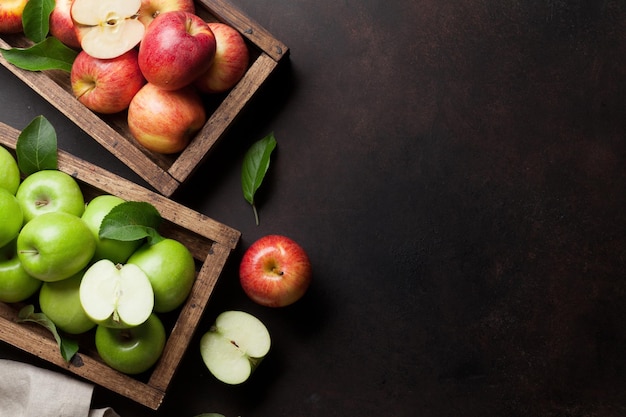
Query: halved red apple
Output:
[[71, 0, 145, 59]]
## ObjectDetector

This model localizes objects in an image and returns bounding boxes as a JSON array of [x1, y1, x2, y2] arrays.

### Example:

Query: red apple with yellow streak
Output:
[[195, 22, 249, 94], [0, 0, 28, 34], [239, 235, 312, 307], [49, 0, 81, 49], [127, 83, 206, 154], [71, 49, 146, 114], [137, 0, 195, 29]]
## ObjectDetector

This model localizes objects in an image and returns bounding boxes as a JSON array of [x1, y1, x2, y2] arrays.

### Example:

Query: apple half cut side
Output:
[[71, 0, 145, 59], [200, 310, 271, 385], [79, 259, 154, 328]]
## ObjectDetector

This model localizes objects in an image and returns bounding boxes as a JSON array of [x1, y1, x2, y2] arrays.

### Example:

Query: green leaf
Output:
[[241, 132, 277, 225], [17, 305, 79, 362], [1, 37, 78, 72], [22, 0, 55, 43], [99, 201, 163, 244], [16, 115, 58, 175]]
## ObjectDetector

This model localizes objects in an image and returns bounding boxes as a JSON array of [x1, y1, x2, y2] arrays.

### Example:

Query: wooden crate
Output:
[[0, 0, 289, 197], [0, 121, 241, 410]]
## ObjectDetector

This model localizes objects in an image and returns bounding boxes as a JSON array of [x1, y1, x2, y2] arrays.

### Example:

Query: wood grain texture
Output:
[[0, 122, 240, 410], [0, 0, 288, 197]]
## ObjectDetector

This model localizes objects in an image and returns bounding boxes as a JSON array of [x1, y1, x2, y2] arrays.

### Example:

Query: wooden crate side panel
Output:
[[0, 123, 241, 249], [169, 52, 278, 181], [0, 122, 241, 410], [0, 38, 180, 197], [0, 304, 165, 410], [197, 0, 289, 61], [148, 243, 232, 390]]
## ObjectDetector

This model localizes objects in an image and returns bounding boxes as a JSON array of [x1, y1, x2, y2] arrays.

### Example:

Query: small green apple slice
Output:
[[71, 0, 145, 59], [79, 259, 154, 328], [200, 310, 271, 385]]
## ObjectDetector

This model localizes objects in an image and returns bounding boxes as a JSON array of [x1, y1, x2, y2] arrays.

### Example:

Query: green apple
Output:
[[0, 145, 20, 194], [79, 259, 154, 328], [127, 238, 196, 313], [200, 310, 271, 385], [15, 169, 85, 223], [95, 313, 166, 375], [17, 212, 96, 282], [0, 188, 23, 248], [81, 194, 143, 263], [39, 270, 96, 335], [0, 239, 42, 303]]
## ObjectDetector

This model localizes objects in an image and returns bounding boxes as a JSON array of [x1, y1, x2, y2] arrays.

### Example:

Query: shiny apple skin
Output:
[[195, 22, 249, 94], [71, 49, 146, 114], [49, 0, 81, 49], [0, 0, 28, 34], [137, 0, 195, 29], [127, 83, 206, 154], [239, 235, 312, 307], [138, 10, 216, 90]]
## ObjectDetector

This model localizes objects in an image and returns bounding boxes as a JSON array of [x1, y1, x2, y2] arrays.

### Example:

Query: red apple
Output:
[[50, 0, 81, 49], [239, 235, 312, 307], [138, 11, 216, 91], [127, 83, 206, 154], [137, 0, 195, 29], [0, 0, 28, 34], [195, 22, 249, 94], [71, 49, 146, 114]]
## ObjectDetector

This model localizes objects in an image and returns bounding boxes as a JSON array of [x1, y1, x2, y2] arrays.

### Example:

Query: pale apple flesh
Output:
[[200, 310, 271, 385], [71, 0, 145, 59], [79, 259, 154, 328]]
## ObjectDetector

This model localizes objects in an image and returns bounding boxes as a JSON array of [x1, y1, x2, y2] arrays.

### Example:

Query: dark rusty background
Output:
[[2, 0, 626, 415]]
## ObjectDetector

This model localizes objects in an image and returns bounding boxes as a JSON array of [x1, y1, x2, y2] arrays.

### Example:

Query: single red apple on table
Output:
[[71, 49, 146, 114], [128, 82, 206, 154], [0, 0, 28, 34], [49, 0, 81, 49], [138, 11, 216, 91], [137, 0, 195, 29], [195, 22, 250, 94], [239, 235, 312, 307]]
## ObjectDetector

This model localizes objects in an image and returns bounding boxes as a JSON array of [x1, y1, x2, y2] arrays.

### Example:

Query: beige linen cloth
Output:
[[0, 359, 120, 417]]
